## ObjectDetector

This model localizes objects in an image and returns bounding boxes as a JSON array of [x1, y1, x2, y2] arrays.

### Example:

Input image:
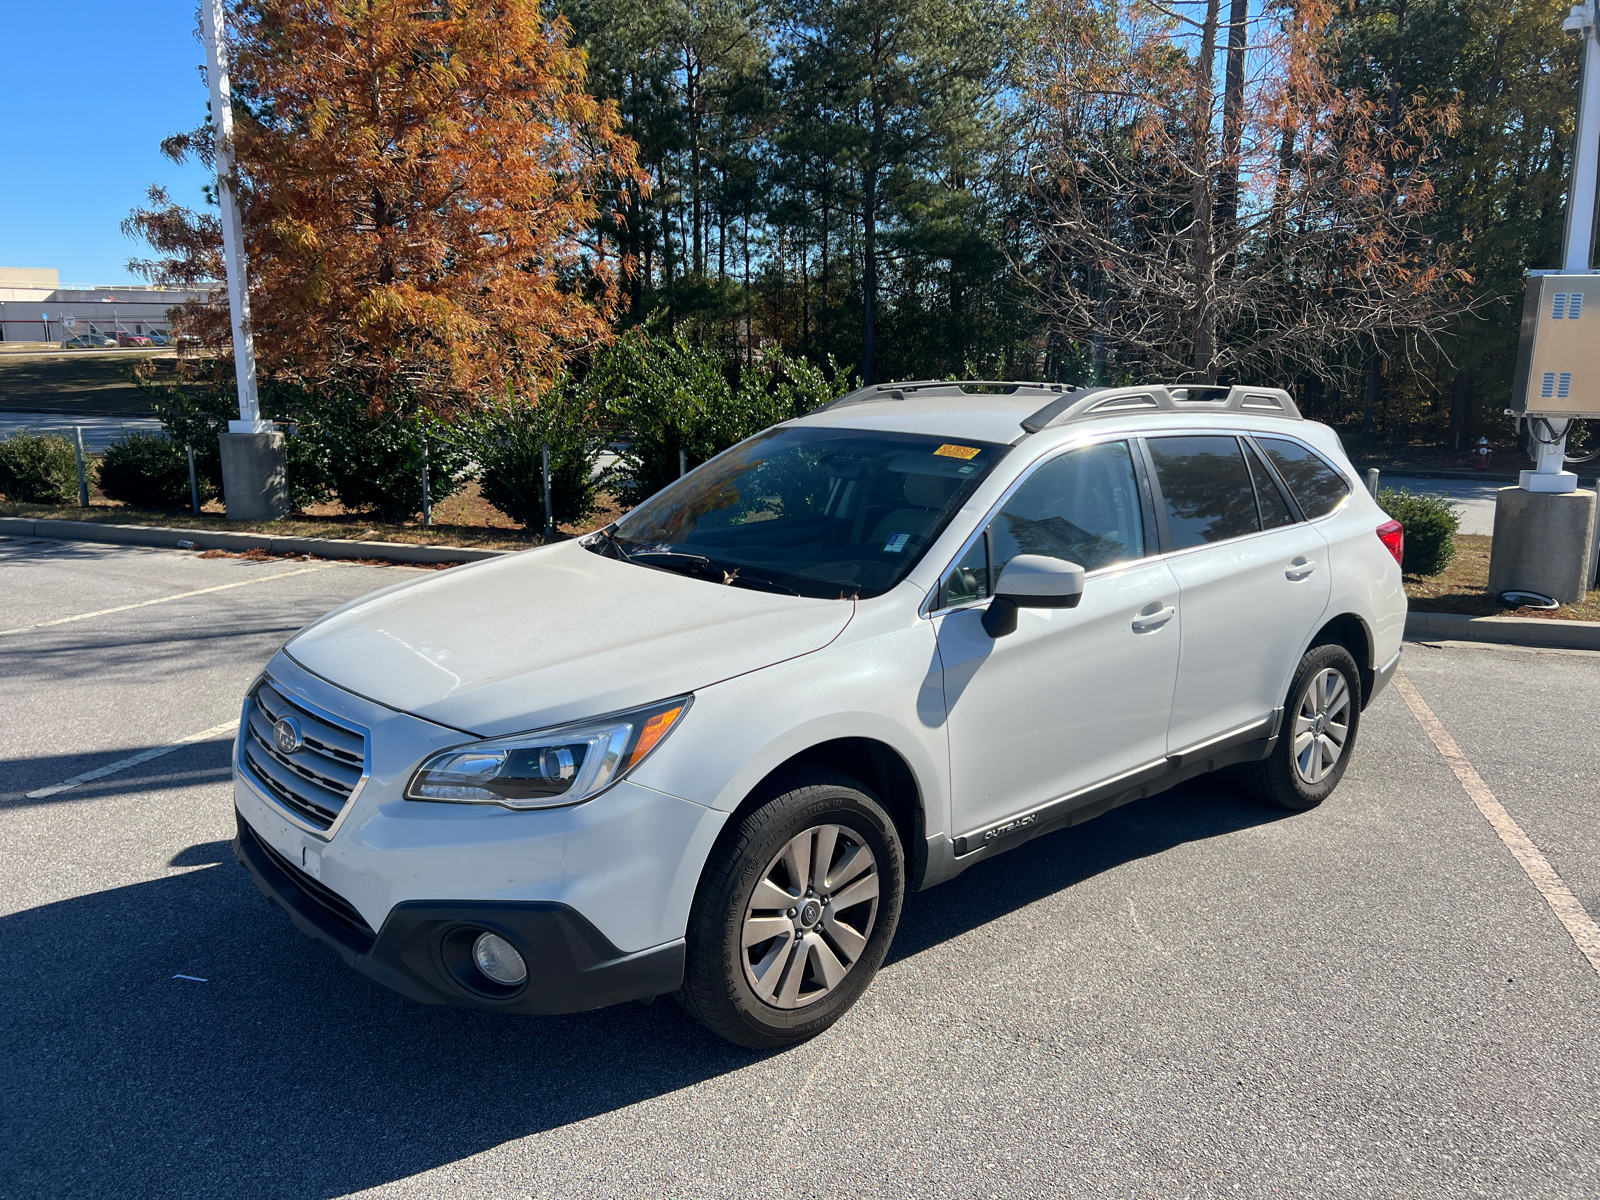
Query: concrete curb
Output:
[[1370, 468, 1599, 487], [0, 515, 512, 565], [1406, 610, 1600, 651]]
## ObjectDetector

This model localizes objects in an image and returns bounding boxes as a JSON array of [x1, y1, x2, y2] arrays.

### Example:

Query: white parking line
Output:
[[25, 720, 240, 799], [1395, 671, 1600, 975], [0, 566, 328, 637]]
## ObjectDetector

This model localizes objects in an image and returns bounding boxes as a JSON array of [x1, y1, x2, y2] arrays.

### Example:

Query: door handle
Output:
[[1131, 604, 1176, 632], [1285, 557, 1317, 581]]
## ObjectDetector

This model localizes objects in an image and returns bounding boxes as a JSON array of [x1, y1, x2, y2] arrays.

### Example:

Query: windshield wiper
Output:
[[629, 549, 712, 569], [628, 550, 729, 583], [591, 526, 633, 561], [724, 572, 802, 597], [632, 551, 803, 596]]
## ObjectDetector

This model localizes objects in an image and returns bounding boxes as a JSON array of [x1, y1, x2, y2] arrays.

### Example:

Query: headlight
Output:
[[404, 695, 692, 810]]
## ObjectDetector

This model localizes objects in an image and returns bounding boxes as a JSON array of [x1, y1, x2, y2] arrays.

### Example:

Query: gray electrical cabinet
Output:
[[1511, 272, 1600, 419]]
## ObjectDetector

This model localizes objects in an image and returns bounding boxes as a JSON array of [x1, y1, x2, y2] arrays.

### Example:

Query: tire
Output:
[[677, 771, 905, 1049], [1245, 642, 1362, 811]]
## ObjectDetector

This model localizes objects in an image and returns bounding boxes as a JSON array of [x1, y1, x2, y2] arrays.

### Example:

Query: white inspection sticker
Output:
[[883, 533, 910, 553]]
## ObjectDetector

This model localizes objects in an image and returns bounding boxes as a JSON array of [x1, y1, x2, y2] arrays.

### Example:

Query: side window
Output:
[[1244, 441, 1296, 529], [1146, 435, 1260, 549], [1257, 437, 1350, 519], [989, 440, 1147, 578]]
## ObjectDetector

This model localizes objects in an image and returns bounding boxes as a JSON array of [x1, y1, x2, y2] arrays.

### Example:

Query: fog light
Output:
[[472, 932, 528, 986]]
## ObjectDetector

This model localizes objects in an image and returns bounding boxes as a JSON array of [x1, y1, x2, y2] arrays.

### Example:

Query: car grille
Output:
[[241, 677, 368, 831], [243, 820, 377, 950]]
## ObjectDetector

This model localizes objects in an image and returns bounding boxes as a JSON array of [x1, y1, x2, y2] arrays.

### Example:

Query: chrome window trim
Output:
[[236, 672, 372, 841], [1141, 429, 1358, 558], [921, 430, 1159, 617], [922, 423, 1354, 617]]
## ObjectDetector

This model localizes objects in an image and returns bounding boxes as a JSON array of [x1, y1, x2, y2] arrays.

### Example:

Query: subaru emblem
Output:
[[273, 716, 303, 755]]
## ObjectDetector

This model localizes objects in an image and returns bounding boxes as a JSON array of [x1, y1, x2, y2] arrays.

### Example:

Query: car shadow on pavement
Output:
[[1, 773, 1292, 1198], [1, 854, 750, 1199], [890, 774, 1296, 964]]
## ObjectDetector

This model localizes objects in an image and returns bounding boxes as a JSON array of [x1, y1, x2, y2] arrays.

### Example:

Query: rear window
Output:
[[1257, 437, 1350, 519]]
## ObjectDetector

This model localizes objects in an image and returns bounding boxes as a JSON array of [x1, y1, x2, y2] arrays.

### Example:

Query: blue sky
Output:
[[1, 2, 214, 286]]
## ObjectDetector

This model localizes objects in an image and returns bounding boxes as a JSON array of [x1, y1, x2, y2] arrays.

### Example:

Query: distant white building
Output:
[[0, 267, 217, 343]]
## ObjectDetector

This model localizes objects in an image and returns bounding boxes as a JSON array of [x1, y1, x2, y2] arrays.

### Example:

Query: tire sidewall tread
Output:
[[678, 770, 905, 1050], [1247, 642, 1362, 811]]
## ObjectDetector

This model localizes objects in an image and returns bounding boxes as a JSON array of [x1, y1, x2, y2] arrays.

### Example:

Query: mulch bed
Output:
[[1405, 534, 1600, 622]]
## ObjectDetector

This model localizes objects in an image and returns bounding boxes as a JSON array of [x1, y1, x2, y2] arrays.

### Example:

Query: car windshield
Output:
[[592, 426, 1009, 600]]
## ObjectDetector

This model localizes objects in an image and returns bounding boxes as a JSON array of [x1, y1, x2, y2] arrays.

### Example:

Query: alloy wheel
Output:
[[1292, 666, 1351, 785], [741, 823, 880, 1009]]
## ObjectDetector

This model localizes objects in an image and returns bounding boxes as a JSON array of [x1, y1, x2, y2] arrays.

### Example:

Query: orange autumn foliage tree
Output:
[[127, 0, 647, 409]]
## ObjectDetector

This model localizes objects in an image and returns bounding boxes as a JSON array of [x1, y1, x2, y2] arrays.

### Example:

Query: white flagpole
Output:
[[199, 0, 266, 433]]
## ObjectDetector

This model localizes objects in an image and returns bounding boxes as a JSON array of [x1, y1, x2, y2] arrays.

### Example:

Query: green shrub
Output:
[[281, 423, 334, 512], [469, 382, 602, 532], [99, 431, 212, 509], [139, 358, 235, 487], [588, 326, 845, 506], [291, 387, 472, 522], [1377, 486, 1460, 576], [0, 430, 80, 504], [139, 360, 333, 513]]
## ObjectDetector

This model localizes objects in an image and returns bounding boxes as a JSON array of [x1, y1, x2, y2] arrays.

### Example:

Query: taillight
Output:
[[1376, 519, 1404, 566]]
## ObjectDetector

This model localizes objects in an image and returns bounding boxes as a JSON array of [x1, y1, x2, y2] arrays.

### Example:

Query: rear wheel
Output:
[[678, 772, 904, 1049], [1245, 642, 1361, 811]]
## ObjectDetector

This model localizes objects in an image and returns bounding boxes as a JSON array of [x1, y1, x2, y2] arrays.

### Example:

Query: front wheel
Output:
[[1245, 642, 1362, 811], [677, 772, 905, 1049]]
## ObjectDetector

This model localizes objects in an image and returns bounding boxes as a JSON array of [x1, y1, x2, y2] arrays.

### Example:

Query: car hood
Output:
[[286, 539, 855, 737]]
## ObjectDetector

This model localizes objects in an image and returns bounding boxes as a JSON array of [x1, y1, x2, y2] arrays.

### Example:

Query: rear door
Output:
[[1143, 434, 1331, 754]]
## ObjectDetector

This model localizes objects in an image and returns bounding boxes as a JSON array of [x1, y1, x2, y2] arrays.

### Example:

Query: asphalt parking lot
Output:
[[4, 537, 1600, 1200]]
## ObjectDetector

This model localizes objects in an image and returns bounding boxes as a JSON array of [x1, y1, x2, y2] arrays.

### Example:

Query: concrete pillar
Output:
[[218, 432, 289, 521], [1590, 495, 1600, 589], [1486, 487, 1598, 605]]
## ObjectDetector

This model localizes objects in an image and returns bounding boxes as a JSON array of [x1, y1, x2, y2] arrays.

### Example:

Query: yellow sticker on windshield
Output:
[[934, 444, 981, 460]]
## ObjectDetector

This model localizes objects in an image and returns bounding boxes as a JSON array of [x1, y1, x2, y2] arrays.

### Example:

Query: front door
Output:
[[1142, 434, 1332, 753], [934, 439, 1182, 846]]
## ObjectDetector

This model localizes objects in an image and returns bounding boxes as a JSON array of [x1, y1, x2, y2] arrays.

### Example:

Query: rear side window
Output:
[[1257, 437, 1350, 519], [1146, 435, 1259, 549]]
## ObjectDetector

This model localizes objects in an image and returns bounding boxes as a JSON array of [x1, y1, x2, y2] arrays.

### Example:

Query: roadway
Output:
[[1383, 474, 1503, 537], [2, 537, 1598, 1199], [0, 411, 162, 453]]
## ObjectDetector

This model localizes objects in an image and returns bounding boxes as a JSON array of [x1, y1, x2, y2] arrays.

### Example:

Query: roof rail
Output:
[[1021, 385, 1301, 431], [815, 379, 1073, 413], [807, 379, 1303, 432]]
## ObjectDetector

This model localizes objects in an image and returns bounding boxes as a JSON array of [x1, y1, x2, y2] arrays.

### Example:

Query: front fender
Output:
[[626, 597, 952, 839]]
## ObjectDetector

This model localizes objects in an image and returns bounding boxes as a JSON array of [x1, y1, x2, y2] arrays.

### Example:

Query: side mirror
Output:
[[981, 555, 1086, 638]]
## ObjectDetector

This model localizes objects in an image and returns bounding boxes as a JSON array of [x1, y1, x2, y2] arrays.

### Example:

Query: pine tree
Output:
[[780, 0, 1008, 382]]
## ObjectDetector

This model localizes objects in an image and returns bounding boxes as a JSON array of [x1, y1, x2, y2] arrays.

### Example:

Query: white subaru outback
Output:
[[233, 381, 1407, 1048]]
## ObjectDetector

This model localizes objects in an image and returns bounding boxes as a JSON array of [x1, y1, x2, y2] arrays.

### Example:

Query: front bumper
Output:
[[235, 812, 685, 1014]]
